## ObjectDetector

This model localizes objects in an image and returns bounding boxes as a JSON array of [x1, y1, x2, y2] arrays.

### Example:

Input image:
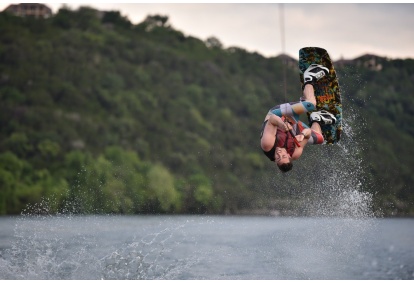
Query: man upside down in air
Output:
[[260, 64, 337, 173]]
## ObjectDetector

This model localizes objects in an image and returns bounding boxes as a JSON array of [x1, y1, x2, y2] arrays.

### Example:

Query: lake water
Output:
[[0, 215, 413, 280]]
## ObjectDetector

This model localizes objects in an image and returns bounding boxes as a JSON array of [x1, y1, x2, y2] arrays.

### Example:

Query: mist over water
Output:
[[252, 93, 383, 278], [300, 140, 375, 220], [274, 91, 377, 219]]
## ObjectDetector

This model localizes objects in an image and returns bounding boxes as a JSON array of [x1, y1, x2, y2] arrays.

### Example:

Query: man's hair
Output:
[[277, 162, 293, 173]]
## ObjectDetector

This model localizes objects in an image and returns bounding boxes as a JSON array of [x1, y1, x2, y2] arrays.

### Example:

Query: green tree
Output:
[[147, 164, 180, 212]]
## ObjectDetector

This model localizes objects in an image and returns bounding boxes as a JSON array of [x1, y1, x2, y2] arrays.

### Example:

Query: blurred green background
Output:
[[0, 7, 413, 216]]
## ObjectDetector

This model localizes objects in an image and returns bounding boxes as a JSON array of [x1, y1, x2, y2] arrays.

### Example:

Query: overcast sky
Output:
[[2, 2, 414, 60]]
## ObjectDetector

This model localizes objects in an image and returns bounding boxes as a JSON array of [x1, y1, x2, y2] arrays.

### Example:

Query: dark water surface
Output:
[[0, 215, 413, 280]]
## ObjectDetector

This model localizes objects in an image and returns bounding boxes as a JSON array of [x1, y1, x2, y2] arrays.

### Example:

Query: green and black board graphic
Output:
[[299, 47, 342, 144]]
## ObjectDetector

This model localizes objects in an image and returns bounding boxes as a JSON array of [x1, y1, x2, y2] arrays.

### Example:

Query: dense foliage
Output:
[[0, 7, 413, 216]]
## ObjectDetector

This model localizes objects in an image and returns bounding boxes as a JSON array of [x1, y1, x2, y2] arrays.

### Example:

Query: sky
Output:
[[1, 2, 414, 60]]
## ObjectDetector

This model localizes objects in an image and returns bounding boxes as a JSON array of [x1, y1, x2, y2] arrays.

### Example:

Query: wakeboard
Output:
[[299, 47, 342, 144]]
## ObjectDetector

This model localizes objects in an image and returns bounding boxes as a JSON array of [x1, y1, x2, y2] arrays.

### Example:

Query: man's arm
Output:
[[268, 114, 287, 129], [261, 114, 291, 151]]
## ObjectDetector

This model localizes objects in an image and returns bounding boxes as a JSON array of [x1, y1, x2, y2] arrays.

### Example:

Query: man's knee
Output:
[[309, 130, 324, 145], [301, 101, 316, 112]]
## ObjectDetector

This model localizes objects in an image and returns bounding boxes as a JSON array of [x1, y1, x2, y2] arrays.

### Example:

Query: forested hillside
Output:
[[0, 7, 413, 216]]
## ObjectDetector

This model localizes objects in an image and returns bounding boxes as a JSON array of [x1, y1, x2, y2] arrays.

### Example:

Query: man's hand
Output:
[[296, 128, 312, 141], [282, 121, 293, 132], [295, 133, 305, 142], [269, 115, 292, 132]]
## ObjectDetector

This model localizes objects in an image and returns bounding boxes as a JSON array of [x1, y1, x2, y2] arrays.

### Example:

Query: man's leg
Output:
[[310, 120, 322, 135], [302, 84, 322, 135], [269, 83, 317, 121], [294, 84, 324, 144], [269, 100, 315, 120], [301, 84, 317, 107]]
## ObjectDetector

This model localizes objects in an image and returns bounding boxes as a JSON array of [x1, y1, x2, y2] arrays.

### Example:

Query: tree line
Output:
[[0, 7, 413, 216]]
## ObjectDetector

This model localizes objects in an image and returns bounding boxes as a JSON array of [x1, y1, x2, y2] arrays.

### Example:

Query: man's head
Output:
[[275, 147, 293, 172]]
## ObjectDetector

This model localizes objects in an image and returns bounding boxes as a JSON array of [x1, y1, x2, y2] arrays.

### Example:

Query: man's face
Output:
[[275, 147, 291, 166]]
